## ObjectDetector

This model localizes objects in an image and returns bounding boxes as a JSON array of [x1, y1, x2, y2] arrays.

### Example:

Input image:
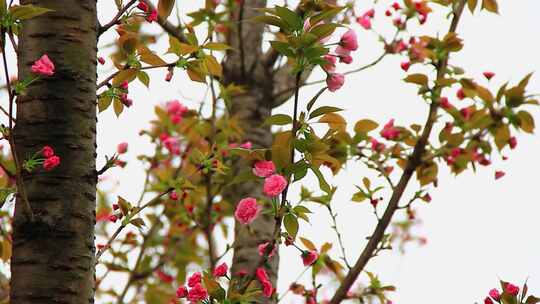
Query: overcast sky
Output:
[[5, 0, 539, 303]]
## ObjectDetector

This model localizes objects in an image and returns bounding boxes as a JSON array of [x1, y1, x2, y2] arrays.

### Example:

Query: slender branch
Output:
[[326, 205, 352, 270], [328, 2, 467, 303], [98, 0, 137, 36], [94, 188, 173, 262], [1, 30, 33, 222], [97, 63, 173, 89]]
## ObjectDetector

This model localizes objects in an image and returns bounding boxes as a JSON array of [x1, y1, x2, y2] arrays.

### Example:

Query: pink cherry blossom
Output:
[[263, 174, 288, 197], [146, 9, 158, 22], [326, 73, 345, 92], [339, 29, 358, 51], [253, 160, 276, 177], [261, 280, 273, 297], [234, 197, 261, 224], [335, 46, 353, 64], [31, 54, 55, 76]]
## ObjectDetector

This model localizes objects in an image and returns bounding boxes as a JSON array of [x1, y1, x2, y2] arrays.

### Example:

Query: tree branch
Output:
[[328, 2, 467, 303]]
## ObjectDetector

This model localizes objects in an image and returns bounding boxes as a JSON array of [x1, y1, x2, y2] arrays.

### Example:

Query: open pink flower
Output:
[[234, 197, 261, 224], [263, 174, 288, 197], [213, 262, 228, 277], [43, 156, 60, 171], [31, 54, 55, 76], [42, 146, 55, 158], [326, 73, 345, 92], [339, 29, 358, 51], [187, 283, 208, 302], [380, 119, 400, 140], [301, 250, 318, 266], [253, 160, 276, 177], [258, 242, 277, 258]]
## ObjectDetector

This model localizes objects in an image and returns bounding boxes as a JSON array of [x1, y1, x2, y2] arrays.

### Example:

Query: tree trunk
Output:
[[10, 1, 97, 303], [223, 0, 282, 301]]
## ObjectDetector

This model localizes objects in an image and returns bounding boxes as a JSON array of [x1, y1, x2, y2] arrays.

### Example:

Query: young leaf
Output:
[[264, 114, 292, 126], [309, 106, 343, 120], [283, 213, 299, 238]]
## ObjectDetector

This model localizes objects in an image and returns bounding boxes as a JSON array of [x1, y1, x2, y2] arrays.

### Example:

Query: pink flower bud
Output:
[[98, 57, 106, 65], [380, 119, 400, 140], [505, 283, 519, 296], [326, 73, 345, 92], [357, 15, 372, 30], [400, 61, 410, 71], [301, 250, 318, 266], [169, 191, 178, 201], [108, 214, 118, 223], [483, 71, 495, 80], [495, 170, 505, 180], [187, 272, 202, 288], [117, 142, 128, 154], [42, 146, 55, 158], [137, 1, 149, 12], [488, 289, 501, 301], [258, 242, 277, 258], [509, 136, 517, 149], [457, 88, 466, 100], [213, 262, 228, 277], [43, 155, 61, 171], [176, 286, 188, 298]]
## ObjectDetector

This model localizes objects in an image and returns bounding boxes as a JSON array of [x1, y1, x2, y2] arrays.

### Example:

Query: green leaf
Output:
[[354, 119, 379, 134], [130, 218, 146, 228], [203, 42, 231, 51], [269, 41, 295, 58], [113, 99, 124, 117], [283, 213, 299, 238], [309, 23, 338, 40], [309, 106, 343, 120], [404, 73, 429, 86], [310, 166, 331, 193], [98, 95, 113, 113], [137, 71, 150, 87], [264, 114, 292, 126], [158, 0, 175, 19], [517, 110, 535, 133], [10, 4, 53, 20], [252, 15, 287, 29], [274, 6, 303, 31], [306, 87, 327, 112]]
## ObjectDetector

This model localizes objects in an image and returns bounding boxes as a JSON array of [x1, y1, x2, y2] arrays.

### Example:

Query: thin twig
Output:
[[98, 0, 137, 36]]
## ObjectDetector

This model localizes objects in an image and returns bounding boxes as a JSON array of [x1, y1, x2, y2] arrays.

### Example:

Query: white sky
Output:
[[4, 0, 539, 303]]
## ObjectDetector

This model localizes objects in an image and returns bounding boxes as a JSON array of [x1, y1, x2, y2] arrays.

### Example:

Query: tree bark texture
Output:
[[10, 1, 98, 303]]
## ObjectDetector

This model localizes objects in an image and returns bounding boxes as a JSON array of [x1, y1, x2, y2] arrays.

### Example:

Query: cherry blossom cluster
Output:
[[136, 0, 157, 23], [322, 29, 359, 92]]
